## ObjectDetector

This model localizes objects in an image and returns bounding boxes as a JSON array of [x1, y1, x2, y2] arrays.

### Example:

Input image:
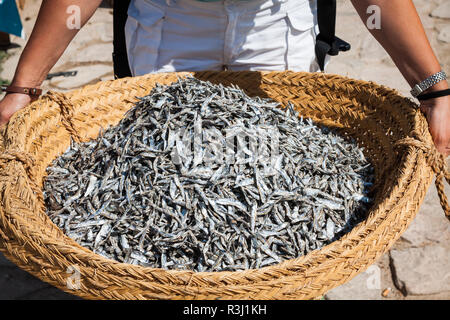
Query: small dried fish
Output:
[[43, 77, 374, 272]]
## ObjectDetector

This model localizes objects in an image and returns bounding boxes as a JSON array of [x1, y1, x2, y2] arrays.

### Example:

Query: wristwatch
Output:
[[410, 71, 447, 97]]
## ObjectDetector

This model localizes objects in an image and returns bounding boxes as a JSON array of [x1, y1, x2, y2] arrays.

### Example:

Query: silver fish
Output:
[[44, 77, 374, 272]]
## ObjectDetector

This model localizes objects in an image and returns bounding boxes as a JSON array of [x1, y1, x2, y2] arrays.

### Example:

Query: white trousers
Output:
[[125, 0, 320, 76]]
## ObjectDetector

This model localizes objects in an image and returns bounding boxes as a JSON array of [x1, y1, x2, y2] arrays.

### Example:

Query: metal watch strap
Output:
[[0, 85, 43, 97], [410, 71, 447, 97]]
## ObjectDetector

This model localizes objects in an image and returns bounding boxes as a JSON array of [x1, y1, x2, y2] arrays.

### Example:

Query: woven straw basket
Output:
[[0, 71, 448, 300]]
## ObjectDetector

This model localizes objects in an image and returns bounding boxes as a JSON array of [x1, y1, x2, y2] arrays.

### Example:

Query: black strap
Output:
[[315, 0, 351, 71], [113, 0, 132, 79], [417, 88, 450, 101]]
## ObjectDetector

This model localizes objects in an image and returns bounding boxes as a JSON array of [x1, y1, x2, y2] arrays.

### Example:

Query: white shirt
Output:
[[125, 0, 320, 76]]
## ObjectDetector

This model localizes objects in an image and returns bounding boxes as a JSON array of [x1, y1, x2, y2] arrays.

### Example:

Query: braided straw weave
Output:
[[0, 71, 448, 300]]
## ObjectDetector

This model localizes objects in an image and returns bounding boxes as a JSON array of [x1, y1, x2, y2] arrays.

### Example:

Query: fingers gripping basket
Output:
[[0, 71, 448, 300]]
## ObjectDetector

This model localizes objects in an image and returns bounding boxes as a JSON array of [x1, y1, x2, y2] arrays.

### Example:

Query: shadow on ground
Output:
[[0, 252, 80, 300]]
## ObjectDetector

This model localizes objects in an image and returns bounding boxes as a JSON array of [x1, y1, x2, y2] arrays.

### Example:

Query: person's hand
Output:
[[420, 95, 450, 156], [0, 93, 32, 126]]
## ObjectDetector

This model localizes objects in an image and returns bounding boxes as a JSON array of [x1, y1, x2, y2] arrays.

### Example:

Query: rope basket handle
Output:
[[395, 136, 450, 221], [0, 91, 79, 204], [45, 91, 82, 143], [0, 150, 43, 204]]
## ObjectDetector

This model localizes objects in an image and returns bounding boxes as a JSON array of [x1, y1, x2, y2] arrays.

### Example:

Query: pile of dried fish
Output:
[[44, 77, 374, 272]]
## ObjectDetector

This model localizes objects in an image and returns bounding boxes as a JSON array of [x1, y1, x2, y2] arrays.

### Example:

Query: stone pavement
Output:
[[0, 0, 449, 300]]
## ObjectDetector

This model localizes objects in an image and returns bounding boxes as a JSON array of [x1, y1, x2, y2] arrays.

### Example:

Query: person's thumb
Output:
[[0, 93, 32, 126]]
